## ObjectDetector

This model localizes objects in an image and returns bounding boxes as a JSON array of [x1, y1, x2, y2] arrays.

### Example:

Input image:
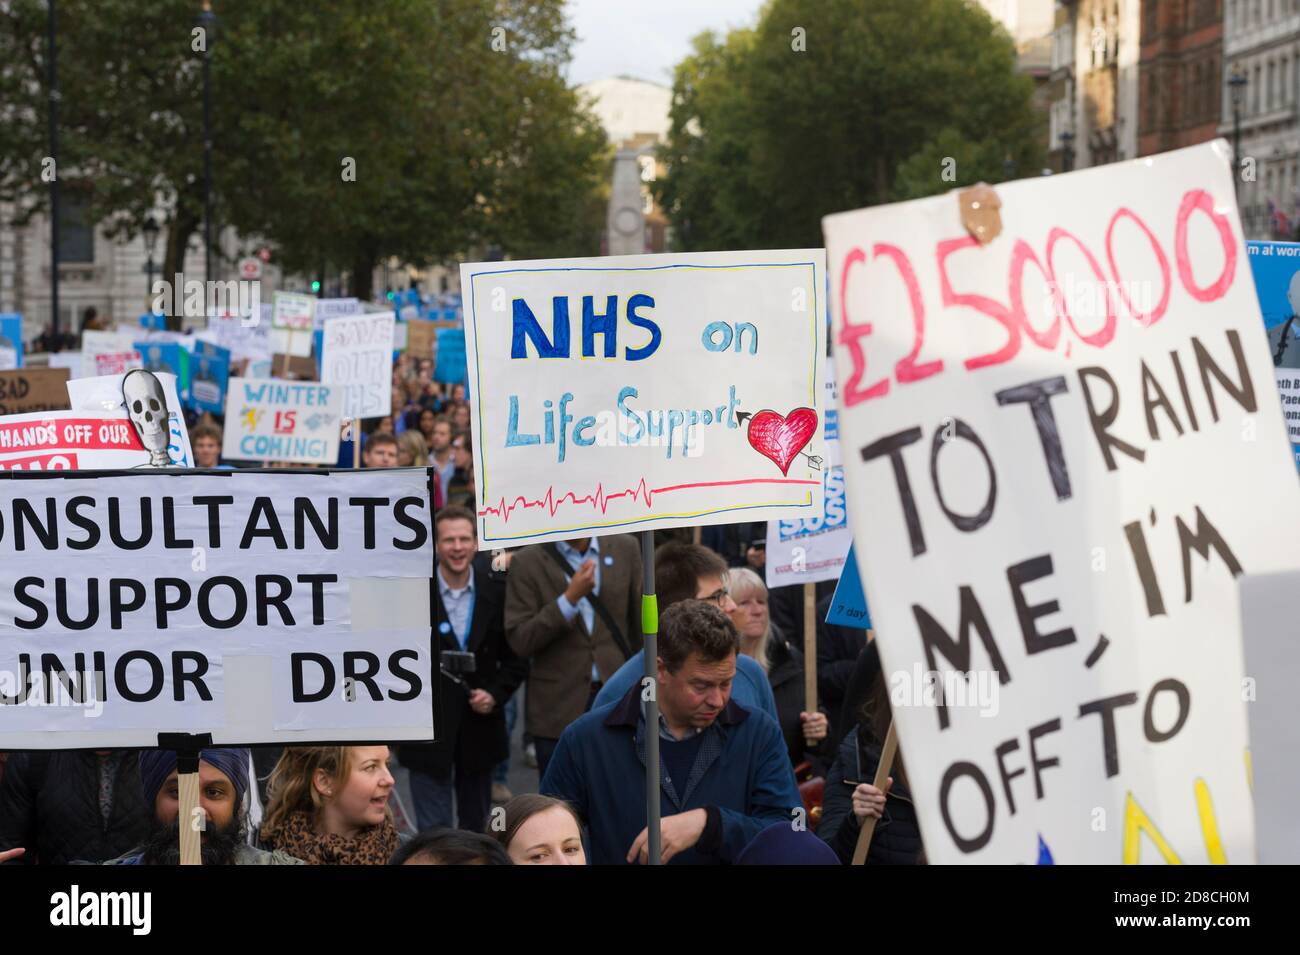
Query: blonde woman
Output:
[[259, 746, 400, 865], [398, 430, 430, 467], [727, 567, 831, 771]]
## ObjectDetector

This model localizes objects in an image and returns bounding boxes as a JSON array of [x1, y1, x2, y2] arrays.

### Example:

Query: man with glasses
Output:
[[593, 542, 778, 721]]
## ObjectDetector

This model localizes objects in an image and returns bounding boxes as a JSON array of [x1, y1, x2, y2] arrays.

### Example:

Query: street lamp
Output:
[[196, 1, 217, 287], [1228, 65, 1248, 196], [142, 215, 160, 306], [1060, 131, 1075, 172]]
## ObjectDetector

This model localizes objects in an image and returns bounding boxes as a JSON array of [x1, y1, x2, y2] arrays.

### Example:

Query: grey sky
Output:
[[565, 0, 764, 87]]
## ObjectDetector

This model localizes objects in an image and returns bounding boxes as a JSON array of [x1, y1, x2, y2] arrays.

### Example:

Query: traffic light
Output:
[[311, 280, 321, 293]]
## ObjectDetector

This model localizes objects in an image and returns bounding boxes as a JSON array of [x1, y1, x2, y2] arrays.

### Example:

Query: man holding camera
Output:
[[401, 505, 527, 833]]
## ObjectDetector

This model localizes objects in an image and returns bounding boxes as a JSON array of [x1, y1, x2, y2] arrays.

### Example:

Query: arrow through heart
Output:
[[743, 407, 818, 476]]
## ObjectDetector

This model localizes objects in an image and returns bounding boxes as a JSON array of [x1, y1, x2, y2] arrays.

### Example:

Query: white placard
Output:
[[320, 313, 395, 419], [0, 470, 435, 748], [824, 141, 1300, 864], [222, 377, 343, 464], [66, 371, 194, 467], [272, 291, 316, 331], [313, 297, 362, 330], [460, 249, 827, 546]]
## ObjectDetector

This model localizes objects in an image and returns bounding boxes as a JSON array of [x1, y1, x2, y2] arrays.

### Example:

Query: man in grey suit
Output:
[[505, 534, 642, 779]]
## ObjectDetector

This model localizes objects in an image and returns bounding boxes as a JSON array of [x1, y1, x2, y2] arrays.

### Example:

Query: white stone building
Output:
[[1224, 0, 1300, 239]]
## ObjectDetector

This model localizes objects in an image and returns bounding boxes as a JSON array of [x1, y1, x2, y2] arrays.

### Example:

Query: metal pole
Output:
[[47, 0, 60, 340], [202, 3, 213, 287], [640, 530, 661, 865]]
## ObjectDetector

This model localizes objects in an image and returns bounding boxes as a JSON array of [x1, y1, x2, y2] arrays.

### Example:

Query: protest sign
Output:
[[66, 371, 194, 467], [1246, 240, 1300, 471], [136, 341, 192, 404], [0, 410, 155, 470], [207, 308, 273, 364], [0, 314, 23, 370], [48, 352, 82, 379], [272, 292, 316, 331], [81, 329, 137, 362], [0, 368, 71, 416], [824, 141, 1300, 864], [1238, 570, 1300, 864], [0, 469, 435, 748], [320, 312, 395, 419], [824, 542, 872, 629], [459, 249, 827, 546], [406, 318, 436, 362], [93, 351, 143, 377], [766, 363, 850, 587], [433, 327, 467, 385], [189, 340, 231, 414], [222, 377, 343, 465]]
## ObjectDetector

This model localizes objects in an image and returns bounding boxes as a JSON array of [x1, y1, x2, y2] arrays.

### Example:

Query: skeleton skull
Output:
[[122, 369, 171, 466]]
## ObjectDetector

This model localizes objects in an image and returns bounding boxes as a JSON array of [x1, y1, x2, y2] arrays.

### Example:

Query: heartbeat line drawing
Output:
[[478, 476, 820, 523]]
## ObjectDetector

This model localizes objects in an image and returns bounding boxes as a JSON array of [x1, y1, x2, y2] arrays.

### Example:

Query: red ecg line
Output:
[[478, 477, 820, 523]]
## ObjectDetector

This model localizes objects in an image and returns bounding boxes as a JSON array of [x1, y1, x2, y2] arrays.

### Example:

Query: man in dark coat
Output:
[[401, 505, 526, 833], [0, 750, 151, 864]]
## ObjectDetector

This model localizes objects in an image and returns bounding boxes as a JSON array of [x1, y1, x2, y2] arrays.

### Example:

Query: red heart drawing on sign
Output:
[[746, 407, 818, 475]]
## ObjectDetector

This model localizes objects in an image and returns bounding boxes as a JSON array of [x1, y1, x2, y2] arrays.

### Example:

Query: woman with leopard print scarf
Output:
[[259, 746, 400, 865]]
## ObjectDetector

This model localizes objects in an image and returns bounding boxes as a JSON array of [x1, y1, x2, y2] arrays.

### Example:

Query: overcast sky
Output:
[[564, 0, 763, 87]]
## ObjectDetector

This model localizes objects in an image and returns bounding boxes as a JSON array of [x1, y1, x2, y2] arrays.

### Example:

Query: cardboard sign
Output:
[[0, 469, 436, 748], [824, 141, 1300, 864], [0, 368, 71, 416], [66, 371, 195, 467], [406, 318, 436, 362], [460, 249, 827, 546], [1246, 240, 1300, 471], [222, 377, 342, 464], [0, 314, 23, 371], [320, 313, 395, 420]]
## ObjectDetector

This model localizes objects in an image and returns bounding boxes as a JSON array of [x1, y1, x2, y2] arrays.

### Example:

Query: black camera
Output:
[[441, 650, 477, 676]]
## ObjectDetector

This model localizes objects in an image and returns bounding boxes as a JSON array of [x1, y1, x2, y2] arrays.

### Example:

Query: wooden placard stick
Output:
[[803, 581, 817, 713], [851, 720, 897, 866]]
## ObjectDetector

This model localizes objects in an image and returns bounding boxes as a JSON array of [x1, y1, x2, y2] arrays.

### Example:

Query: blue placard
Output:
[[135, 341, 191, 404], [1247, 241, 1300, 471], [190, 340, 231, 414], [138, 312, 167, 331], [434, 327, 467, 384], [0, 314, 23, 369], [825, 543, 870, 629]]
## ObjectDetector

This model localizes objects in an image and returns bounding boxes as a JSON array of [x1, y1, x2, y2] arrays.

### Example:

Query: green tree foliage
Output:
[[0, 0, 606, 300], [656, 0, 1044, 251]]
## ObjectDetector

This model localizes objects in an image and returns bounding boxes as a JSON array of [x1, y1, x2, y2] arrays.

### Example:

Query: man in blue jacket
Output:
[[541, 600, 801, 865], [593, 542, 778, 722]]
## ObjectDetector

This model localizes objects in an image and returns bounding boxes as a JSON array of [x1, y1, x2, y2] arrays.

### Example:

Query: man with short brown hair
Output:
[[541, 600, 800, 865]]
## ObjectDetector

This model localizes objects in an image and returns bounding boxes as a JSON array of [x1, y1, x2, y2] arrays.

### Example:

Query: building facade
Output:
[[1048, 0, 1143, 170], [1224, 0, 1300, 239], [1138, 1, 1225, 159]]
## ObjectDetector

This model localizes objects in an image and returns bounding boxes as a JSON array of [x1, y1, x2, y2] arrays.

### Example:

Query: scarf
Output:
[[261, 809, 399, 866]]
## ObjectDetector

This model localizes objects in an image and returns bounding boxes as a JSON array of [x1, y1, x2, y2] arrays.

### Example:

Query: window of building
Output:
[[56, 192, 94, 265], [1255, 64, 1263, 113]]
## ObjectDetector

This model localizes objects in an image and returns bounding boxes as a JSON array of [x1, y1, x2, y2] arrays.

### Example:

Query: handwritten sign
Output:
[[825, 141, 1300, 864], [222, 377, 342, 464], [0, 368, 71, 416], [320, 313, 395, 419], [272, 292, 316, 331], [460, 250, 826, 546]]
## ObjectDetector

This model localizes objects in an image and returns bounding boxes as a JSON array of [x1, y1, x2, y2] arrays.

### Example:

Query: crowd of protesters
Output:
[[0, 329, 915, 865]]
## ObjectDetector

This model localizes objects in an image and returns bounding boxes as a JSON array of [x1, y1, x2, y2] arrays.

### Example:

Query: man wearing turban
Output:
[[103, 748, 302, 866]]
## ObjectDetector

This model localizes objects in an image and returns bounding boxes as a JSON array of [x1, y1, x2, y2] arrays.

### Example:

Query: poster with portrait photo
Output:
[[1248, 240, 1300, 472]]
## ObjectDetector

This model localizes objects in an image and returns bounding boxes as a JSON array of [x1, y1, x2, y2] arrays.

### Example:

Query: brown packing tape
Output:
[[959, 182, 1002, 245]]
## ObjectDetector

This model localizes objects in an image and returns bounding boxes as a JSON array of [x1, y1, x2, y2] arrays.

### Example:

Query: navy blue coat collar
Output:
[[604, 682, 750, 729]]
